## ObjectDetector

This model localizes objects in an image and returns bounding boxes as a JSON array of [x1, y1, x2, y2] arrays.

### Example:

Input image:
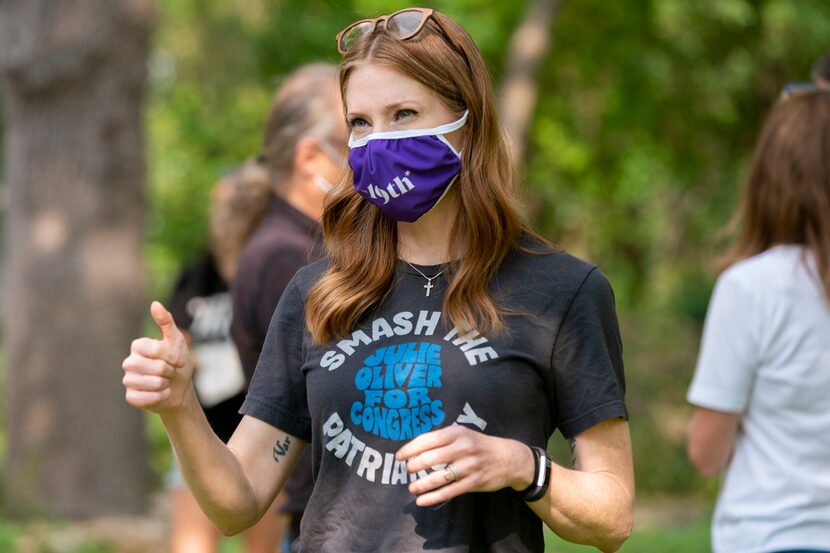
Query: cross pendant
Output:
[[424, 279, 434, 297]]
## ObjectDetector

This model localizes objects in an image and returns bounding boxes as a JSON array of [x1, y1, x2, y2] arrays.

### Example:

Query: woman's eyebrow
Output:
[[383, 100, 423, 111], [346, 100, 423, 119]]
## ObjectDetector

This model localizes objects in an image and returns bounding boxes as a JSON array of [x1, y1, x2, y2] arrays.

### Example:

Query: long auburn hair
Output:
[[305, 10, 547, 343], [721, 90, 830, 301]]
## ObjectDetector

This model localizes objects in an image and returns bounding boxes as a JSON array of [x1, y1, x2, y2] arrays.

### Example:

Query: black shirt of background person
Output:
[[167, 254, 246, 444], [232, 194, 323, 384]]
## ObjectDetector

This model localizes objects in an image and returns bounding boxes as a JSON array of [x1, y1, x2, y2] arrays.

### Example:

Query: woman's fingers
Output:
[[408, 457, 477, 494], [404, 444, 458, 474], [125, 387, 172, 409], [129, 337, 185, 368], [122, 302, 195, 414], [415, 471, 475, 507], [125, 303, 188, 369], [122, 371, 170, 392], [122, 354, 176, 378], [398, 427, 528, 505], [396, 424, 464, 462], [398, 426, 482, 502], [151, 301, 185, 346]]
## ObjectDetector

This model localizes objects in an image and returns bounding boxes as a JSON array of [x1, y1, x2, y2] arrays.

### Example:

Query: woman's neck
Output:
[[397, 188, 462, 265]]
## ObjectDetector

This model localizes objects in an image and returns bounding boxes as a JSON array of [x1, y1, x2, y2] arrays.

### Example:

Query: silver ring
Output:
[[444, 463, 461, 482]]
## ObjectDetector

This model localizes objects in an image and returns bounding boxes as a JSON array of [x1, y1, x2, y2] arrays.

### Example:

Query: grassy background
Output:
[[0, 508, 711, 552], [545, 521, 710, 552]]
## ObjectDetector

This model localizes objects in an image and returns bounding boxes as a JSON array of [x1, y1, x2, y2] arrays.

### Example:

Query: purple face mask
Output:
[[348, 112, 467, 222]]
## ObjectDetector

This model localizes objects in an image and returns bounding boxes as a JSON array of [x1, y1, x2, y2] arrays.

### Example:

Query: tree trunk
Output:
[[499, 0, 559, 169], [1, 0, 156, 517]]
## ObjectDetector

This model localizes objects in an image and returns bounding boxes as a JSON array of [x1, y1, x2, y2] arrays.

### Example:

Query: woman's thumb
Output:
[[150, 301, 180, 343]]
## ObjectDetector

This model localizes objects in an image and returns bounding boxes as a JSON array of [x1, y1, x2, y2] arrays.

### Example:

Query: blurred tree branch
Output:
[[498, 0, 559, 169]]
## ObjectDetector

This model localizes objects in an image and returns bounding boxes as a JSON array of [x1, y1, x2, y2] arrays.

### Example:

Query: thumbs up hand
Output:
[[122, 301, 196, 414]]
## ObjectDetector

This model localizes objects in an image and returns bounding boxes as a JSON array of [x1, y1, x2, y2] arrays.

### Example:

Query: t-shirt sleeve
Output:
[[550, 267, 628, 439], [239, 279, 311, 441], [687, 272, 759, 413]]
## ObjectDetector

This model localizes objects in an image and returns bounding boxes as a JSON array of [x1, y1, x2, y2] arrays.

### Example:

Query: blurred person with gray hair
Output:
[[230, 62, 347, 550]]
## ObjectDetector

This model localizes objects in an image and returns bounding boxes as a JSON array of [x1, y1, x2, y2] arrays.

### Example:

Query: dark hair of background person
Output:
[[305, 11, 552, 344], [810, 51, 830, 87], [258, 62, 341, 186], [720, 90, 830, 301]]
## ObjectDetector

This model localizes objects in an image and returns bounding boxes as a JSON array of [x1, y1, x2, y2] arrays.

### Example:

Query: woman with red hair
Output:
[[123, 8, 634, 552]]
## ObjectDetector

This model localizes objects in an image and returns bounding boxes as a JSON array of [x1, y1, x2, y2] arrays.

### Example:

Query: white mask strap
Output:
[[312, 175, 333, 193], [317, 140, 347, 167]]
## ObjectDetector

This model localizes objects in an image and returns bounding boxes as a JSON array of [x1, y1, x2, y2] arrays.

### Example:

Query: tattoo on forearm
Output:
[[568, 438, 577, 468], [273, 435, 291, 463]]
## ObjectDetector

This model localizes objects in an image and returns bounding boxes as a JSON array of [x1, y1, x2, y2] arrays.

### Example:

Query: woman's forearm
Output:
[[123, 303, 299, 535], [396, 420, 634, 552], [527, 462, 634, 553], [160, 387, 260, 535], [687, 408, 739, 477]]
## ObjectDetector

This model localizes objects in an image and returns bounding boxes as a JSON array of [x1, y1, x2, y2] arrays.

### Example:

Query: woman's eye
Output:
[[348, 117, 369, 129], [394, 109, 417, 121]]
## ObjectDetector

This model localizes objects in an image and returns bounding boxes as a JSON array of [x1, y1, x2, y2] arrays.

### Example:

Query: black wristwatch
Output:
[[515, 445, 552, 502]]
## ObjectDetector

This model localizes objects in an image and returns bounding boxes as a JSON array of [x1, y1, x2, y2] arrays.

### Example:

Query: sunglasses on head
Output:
[[336, 8, 435, 55]]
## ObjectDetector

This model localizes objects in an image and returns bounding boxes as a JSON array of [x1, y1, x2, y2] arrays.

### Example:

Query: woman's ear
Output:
[[292, 136, 323, 179]]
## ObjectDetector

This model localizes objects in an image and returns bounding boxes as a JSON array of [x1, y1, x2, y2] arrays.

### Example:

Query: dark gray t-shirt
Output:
[[241, 241, 627, 552]]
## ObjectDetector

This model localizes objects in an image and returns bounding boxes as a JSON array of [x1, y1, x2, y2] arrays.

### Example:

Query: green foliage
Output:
[[0, 521, 113, 553], [0, 517, 712, 553], [520, 0, 830, 491], [147, 0, 830, 495], [545, 519, 710, 552], [528, 0, 830, 314], [144, 412, 173, 489], [0, 523, 17, 553]]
